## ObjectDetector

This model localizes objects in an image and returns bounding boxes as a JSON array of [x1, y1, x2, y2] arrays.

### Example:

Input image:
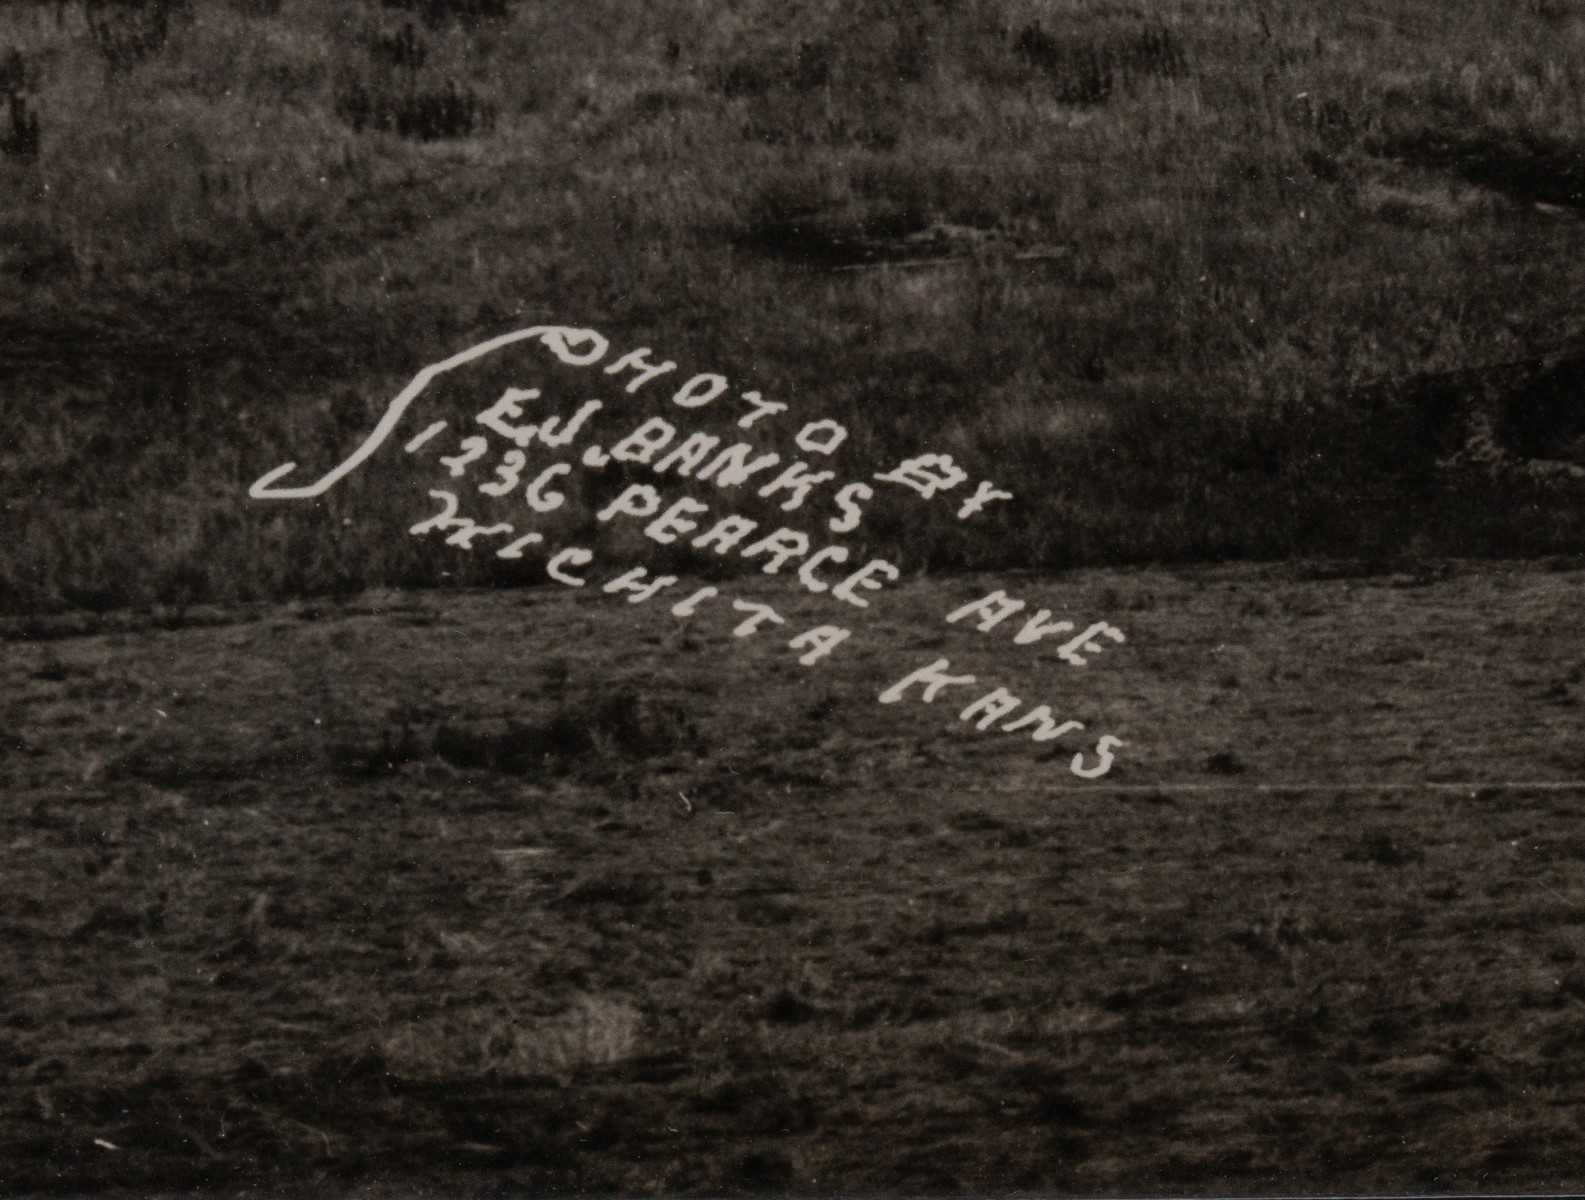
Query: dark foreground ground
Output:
[[2, 562, 1584, 1195]]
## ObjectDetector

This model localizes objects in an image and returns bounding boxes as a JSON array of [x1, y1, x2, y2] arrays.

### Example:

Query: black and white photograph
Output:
[[3, 0, 1584, 1194]]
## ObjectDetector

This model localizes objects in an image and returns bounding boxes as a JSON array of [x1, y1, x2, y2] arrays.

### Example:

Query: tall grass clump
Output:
[[336, 77, 495, 139], [381, 0, 513, 30], [84, 0, 189, 71], [338, 11, 496, 138], [0, 47, 40, 161]]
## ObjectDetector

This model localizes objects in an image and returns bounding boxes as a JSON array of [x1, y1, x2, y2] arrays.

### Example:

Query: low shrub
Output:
[[370, 22, 427, 73], [710, 40, 833, 99], [380, 0, 511, 31], [84, 0, 188, 71], [2, 91, 39, 162], [348, 687, 702, 778], [1011, 21, 1187, 105], [1, 47, 39, 162], [337, 78, 495, 140]]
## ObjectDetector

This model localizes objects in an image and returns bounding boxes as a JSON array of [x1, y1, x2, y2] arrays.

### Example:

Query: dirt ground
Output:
[[2, 561, 1583, 1195]]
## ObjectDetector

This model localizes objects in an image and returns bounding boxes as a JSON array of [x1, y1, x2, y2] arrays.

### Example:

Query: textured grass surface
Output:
[[8, 9, 1585, 1191], [3, 562, 1583, 1193], [5, 0, 1585, 614]]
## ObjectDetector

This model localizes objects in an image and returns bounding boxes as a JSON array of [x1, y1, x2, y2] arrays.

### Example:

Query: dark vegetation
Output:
[[1383, 126, 1585, 211], [0, 46, 40, 160], [408, 688, 699, 778], [336, 76, 495, 139], [339, 16, 496, 138], [369, 20, 426, 72], [85, 0, 188, 71], [4, 0, 1585, 616], [382, 0, 513, 31], [1011, 20, 1187, 106]]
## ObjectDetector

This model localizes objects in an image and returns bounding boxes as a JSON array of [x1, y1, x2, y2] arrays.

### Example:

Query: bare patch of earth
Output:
[[2, 562, 1583, 1194]]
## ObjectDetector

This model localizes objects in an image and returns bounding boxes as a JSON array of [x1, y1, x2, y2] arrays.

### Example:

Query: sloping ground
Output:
[[2, 563, 1584, 1195]]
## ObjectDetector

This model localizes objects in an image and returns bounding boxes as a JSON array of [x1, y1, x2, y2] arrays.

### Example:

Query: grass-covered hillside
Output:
[[5, 0, 1585, 614]]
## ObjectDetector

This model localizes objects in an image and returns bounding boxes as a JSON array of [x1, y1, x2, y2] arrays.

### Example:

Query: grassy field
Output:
[[3, 562, 1584, 1193], [6, 3, 1585, 1194], [5, 0, 1585, 614]]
